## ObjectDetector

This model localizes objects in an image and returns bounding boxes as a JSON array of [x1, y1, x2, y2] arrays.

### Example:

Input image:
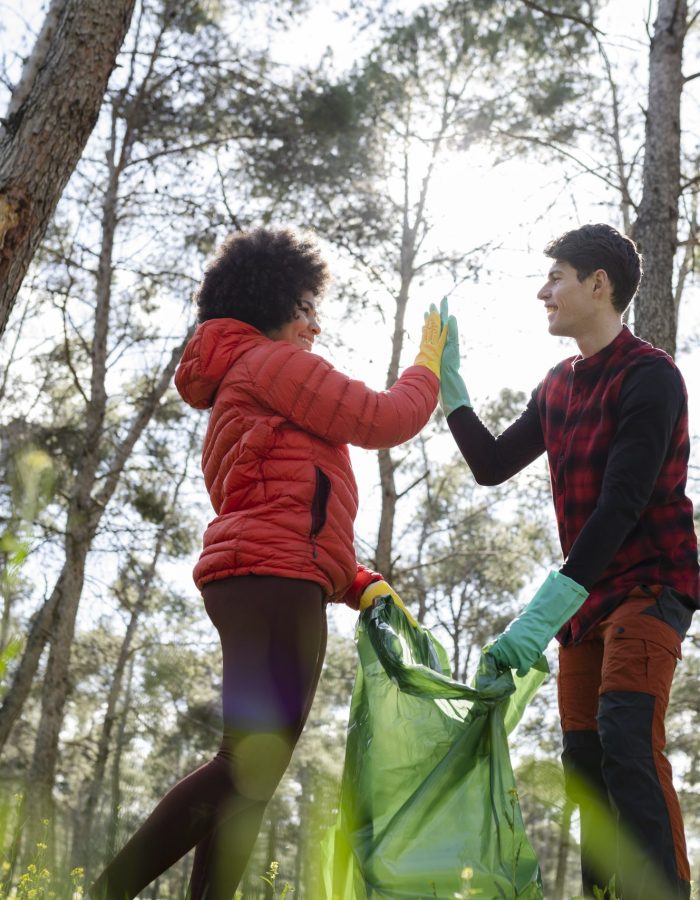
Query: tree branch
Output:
[[395, 471, 428, 501], [520, 0, 603, 35], [92, 325, 195, 515]]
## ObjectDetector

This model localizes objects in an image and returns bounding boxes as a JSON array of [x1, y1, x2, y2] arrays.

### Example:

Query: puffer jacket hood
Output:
[[175, 318, 265, 410], [175, 317, 439, 599]]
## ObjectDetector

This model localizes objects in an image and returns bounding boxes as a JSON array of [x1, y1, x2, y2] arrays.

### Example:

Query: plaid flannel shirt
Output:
[[537, 326, 698, 643], [447, 326, 699, 646]]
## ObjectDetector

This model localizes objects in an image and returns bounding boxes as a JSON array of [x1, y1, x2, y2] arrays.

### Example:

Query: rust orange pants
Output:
[[558, 587, 693, 899]]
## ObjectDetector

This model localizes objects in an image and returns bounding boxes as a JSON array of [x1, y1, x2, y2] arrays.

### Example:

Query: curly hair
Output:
[[195, 228, 330, 330], [544, 223, 643, 313]]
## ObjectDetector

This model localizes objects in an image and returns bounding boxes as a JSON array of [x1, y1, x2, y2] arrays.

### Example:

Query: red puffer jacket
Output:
[[175, 318, 439, 601]]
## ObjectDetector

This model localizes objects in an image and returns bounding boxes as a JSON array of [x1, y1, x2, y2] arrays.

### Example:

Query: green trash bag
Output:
[[321, 595, 547, 900]]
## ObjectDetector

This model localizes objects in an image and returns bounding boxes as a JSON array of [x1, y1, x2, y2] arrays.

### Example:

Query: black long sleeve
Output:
[[446, 396, 545, 485], [446, 358, 685, 591]]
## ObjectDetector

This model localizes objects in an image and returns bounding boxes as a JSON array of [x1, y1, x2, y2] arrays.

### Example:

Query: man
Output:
[[440, 224, 698, 899]]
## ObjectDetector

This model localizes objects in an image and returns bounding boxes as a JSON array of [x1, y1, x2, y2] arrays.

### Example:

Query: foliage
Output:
[[258, 860, 294, 897], [0, 0, 698, 895], [0, 811, 84, 899], [0, 447, 54, 589]]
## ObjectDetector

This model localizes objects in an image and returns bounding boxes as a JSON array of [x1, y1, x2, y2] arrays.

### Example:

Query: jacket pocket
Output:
[[310, 467, 332, 545]]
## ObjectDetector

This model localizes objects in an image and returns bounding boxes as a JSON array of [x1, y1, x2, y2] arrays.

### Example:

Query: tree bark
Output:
[[25, 333, 190, 821], [0, 329, 189, 763], [70, 605, 141, 874], [264, 817, 278, 900], [0, 0, 136, 339], [373, 77, 455, 578], [374, 156, 415, 579], [552, 796, 574, 900], [71, 441, 192, 873], [0, 560, 69, 748], [105, 652, 135, 863], [633, 0, 687, 356]]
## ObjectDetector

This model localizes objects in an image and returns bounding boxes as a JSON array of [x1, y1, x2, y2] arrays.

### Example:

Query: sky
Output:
[[261, 0, 700, 635], [2, 0, 696, 398], [2, 0, 699, 870]]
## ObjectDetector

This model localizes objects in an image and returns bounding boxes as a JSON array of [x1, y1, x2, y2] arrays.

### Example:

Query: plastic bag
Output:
[[321, 595, 547, 900]]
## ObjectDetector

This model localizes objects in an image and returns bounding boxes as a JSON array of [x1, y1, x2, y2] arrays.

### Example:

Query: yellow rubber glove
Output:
[[413, 304, 448, 379], [359, 580, 418, 628]]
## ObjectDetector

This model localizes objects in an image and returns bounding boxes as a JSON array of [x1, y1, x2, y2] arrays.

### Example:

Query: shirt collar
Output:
[[570, 324, 634, 374]]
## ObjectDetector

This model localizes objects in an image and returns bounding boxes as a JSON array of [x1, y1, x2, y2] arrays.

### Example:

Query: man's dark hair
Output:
[[196, 227, 330, 330], [544, 223, 643, 313]]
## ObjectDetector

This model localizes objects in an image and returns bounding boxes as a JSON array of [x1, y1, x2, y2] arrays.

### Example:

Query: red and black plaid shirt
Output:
[[448, 326, 699, 645]]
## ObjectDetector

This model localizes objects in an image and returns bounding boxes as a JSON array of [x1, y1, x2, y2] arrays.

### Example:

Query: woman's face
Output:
[[266, 290, 321, 351]]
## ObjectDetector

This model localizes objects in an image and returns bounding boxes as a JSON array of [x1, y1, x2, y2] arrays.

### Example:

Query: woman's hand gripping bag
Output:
[[321, 593, 547, 900]]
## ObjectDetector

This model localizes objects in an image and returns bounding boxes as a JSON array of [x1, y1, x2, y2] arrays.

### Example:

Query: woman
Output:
[[91, 227, 446, 899]]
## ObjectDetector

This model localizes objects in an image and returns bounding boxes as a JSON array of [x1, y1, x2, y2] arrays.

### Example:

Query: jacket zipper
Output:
[[310, 467, 331, 559]]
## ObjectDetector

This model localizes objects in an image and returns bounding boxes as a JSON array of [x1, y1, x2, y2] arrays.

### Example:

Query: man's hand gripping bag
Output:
[[321, 594, 547, 900]]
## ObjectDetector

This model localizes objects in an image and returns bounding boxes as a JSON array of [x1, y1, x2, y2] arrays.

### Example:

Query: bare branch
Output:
[[124, 134, 255, 170], [395, 471, 428, 501], [60, 292, 89, 406], [215, 153, 243, 231], [490, 126, 628, 197], [686, 5, 700, 29], [593, 33, 636, 231], [520, 0, 603, 35], [680, 172, 700, 191], [92, 326, 195, 514]]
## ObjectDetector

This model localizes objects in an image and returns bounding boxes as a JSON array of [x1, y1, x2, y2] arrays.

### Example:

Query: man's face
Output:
[[537, 260, 597, 339]]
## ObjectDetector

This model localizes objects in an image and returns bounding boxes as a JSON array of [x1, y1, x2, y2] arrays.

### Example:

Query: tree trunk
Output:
[[374, 257, 413, 578], [632, 0, 687, 356], [105, 651, 135, 864], [264, 817, 278, 900], [26, 339, 188, 821], [373, 87, 450, 578], [26, 129, 123, 816], [0, 557, 73, 749], [0, 561, 14, 650], [374, 449, 397, 578], [0, 330, 188, 768], [0, 0, 136, 338], [70, 605, 141, 874], [552, 796, 574, 900], [71, 441, 192, 872]]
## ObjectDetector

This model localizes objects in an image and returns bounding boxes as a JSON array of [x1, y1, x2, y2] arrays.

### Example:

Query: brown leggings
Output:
[[91, 575, 327, 900]]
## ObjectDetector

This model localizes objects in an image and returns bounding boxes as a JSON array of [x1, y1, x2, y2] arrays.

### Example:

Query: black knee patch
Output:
[[598, 690, 655, 760], [562, 729, 606, 802], [598, 691, 684, 896]]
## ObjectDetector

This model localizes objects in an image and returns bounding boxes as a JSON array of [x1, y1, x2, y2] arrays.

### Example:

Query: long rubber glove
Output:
[[488, 571, 589, 676], [359, 580, 418, 628], [438, 296, 471, 415], [413, 304, 448, 379]]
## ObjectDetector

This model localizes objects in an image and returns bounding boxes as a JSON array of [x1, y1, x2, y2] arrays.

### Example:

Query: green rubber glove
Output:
[[488, 571, 589, 676], [438, 296, 471, 416]]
